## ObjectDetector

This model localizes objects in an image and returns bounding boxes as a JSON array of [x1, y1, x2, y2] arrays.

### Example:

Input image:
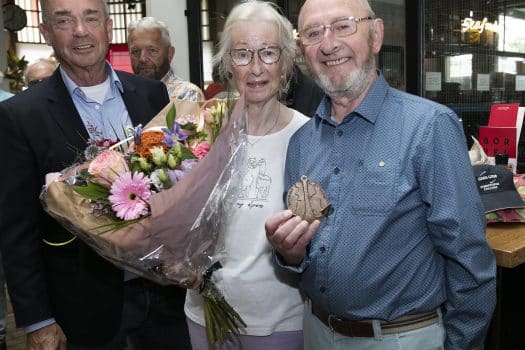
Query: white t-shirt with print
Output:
[[185, 110, 309, 335]]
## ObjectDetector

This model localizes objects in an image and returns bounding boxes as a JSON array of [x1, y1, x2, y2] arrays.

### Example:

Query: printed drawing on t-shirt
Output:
[[239, 157, 272, 202]]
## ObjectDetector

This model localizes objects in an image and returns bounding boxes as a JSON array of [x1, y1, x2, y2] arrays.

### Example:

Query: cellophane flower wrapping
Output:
[[40, 95, 247, 293]]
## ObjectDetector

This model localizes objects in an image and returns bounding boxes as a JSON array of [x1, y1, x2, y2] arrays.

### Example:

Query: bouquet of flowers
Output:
[[41, 96, 248, 346]]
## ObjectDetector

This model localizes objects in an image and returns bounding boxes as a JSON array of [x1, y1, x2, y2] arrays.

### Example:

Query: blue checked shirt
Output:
[[282, 74, 496, 349]]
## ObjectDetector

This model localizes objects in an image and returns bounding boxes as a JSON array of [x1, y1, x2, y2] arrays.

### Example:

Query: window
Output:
[[15, 0, 42, 43], [14, 0, 146, 44]]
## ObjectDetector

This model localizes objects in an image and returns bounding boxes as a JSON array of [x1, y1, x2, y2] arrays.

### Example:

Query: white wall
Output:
[[17, 42, 54, 63], [146, 0, 190, 80]]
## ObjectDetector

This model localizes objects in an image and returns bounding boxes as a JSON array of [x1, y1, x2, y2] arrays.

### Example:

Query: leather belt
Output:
[[311, 304, 439, 337]]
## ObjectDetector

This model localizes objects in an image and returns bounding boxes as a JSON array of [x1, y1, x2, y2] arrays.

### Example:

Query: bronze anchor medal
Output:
[[286, 175, 331, 223]]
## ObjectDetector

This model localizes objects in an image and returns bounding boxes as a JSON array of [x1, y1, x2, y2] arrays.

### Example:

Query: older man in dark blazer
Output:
[[0, 0, 191, 349]]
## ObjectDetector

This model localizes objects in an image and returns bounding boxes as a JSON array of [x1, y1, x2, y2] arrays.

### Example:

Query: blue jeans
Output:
[[303, 303, 445, 350], [68, 278, 191, 350]]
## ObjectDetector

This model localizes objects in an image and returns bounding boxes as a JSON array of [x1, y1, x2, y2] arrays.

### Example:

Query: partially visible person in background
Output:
[[184, 1, 308, 349], [24, 57, 57, 87], [0, 70, 12, 350], [203, 65, 226, 100], [0, 71, 13, 101], [284, 64, 323, 117], [127, 16, 204, 102]]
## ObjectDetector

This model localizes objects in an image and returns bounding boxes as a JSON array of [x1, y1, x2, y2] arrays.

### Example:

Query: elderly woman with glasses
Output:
[[184, 1, 309, 349]]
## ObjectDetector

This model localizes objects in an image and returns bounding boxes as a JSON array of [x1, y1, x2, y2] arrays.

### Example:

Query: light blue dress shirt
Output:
[[281, 74, 496, 350], [60, 63, 132, 142]]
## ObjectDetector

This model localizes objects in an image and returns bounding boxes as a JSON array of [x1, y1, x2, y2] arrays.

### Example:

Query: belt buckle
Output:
[[328, 314, 343, 332]]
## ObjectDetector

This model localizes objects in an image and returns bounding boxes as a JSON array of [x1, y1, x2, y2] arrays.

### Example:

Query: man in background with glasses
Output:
[[265, 0, 496, 349], [127, 17, 204, 102]]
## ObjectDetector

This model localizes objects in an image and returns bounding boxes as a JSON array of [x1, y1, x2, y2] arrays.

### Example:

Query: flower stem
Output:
[[200, 262, 246, 347]]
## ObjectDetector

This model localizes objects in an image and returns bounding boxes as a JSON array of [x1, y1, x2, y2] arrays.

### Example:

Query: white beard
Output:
[[309, 48, 376, 101]]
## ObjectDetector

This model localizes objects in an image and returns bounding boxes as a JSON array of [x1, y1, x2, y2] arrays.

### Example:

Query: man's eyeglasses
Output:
[[50, 15, 104, 30], [299, 16, 375, 46], [229, 46, 282, 66]]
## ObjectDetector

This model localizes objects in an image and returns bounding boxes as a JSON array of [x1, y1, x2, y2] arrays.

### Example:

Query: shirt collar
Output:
[[314, 72, 389, 125], [60, 61, 124, 96]]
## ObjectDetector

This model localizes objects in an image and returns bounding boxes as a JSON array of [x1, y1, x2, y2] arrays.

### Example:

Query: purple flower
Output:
[[129, 124, 144, 145], [180, 159, 198, 172], [162, 122, 188, 148], [167, 169, 185, 185]]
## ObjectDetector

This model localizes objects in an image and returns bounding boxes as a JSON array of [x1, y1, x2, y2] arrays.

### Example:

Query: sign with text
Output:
[[479, 126, 517, 158]]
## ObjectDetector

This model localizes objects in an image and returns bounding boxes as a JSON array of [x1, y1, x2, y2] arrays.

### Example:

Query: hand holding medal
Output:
[[264, 176, 330, 266], [286, 175, 331, 222]]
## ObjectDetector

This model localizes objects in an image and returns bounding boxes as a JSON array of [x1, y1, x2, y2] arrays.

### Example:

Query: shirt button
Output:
[[337, 130, 343, 136], [95, 105, 100, 110], [320, 246, 326, 253], [320, 286, 326, 293], [334, 167, 340, 175]]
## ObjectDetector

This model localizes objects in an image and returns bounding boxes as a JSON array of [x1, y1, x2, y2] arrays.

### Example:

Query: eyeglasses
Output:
[[299, 16, 375, 46], [229, 46, 282, 66], [50, 15, 105, 30]]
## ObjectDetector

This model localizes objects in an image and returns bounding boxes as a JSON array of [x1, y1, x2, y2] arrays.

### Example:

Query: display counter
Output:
[[486, 223, 525, 268]]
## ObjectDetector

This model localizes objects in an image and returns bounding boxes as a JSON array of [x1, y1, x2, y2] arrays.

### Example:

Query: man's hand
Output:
[[265, 210, 319, 266], [26, 323, 67, 350]]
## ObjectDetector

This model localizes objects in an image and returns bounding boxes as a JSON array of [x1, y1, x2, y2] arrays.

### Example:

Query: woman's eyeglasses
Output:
[[229, 46, 282, 66]]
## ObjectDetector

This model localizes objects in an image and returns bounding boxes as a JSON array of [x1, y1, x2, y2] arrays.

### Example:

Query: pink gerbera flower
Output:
[[108, 172, 151, 220]]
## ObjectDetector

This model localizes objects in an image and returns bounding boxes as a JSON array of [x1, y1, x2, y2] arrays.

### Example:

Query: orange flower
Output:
[[134, 130, 169, 158]]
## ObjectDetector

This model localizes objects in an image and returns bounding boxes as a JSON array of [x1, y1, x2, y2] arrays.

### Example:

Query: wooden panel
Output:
[[486, 223, 525, 268]]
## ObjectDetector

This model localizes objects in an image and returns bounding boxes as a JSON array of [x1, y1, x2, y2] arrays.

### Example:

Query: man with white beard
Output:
[[264, 0, 496, 349]]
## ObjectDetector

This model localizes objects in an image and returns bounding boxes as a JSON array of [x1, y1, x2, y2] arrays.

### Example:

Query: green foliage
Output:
[[5, 50, 28, 93], [74, 182, 110, 202], [166, 103, 176, 129], [179, 143, 197, 160]]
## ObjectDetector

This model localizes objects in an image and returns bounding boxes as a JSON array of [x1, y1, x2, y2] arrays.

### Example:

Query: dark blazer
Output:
[[0, 69, 170, 345]]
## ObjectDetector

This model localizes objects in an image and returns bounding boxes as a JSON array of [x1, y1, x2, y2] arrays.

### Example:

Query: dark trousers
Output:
[[68, 278, 191, 350]]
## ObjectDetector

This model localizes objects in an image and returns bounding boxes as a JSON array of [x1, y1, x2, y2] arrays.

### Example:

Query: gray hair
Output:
[[23, 57, 58, 83], [127, 17, 172, 47], [39, 0, 110, 23], [213, 0, 296, 89]]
